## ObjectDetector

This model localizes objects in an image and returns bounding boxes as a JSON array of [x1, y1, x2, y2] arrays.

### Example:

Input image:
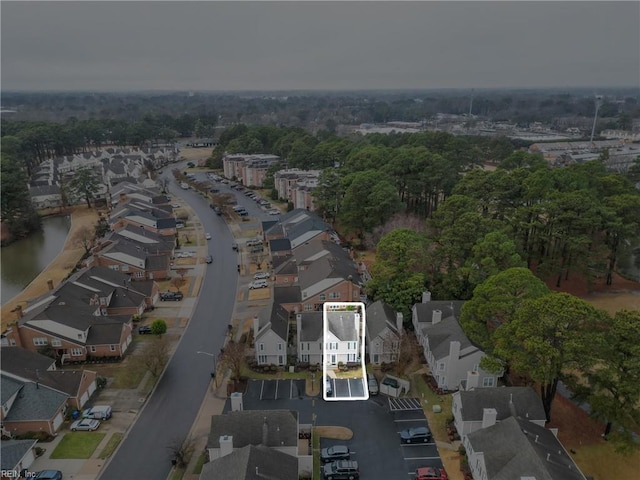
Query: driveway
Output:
[[331, 377, 366, 400], [245, 379, 307, 400]]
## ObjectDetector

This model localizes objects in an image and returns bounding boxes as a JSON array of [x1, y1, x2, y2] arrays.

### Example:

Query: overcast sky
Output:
[[1, 1, 638, 92]]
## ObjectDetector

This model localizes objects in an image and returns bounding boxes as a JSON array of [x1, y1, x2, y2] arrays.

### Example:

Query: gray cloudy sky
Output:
[[1, 1, 638, 91]]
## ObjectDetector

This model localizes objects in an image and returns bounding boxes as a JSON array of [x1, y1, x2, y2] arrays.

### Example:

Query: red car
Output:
[[416, 467, 448, 480]]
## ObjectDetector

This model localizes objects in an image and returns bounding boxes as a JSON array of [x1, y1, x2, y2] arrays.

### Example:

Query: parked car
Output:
[[171, 204, 181, 208], [160, 292, 184, 301], [325, 378, 333, 397], [214, 206, 222, 215], [267, 209, 281, 215], [249, 280, 268, 290], [205, 233, 212, 240], [70, 418, 101, 431], [232, 243, 238, 251], [400, 426, 432, 444], [33, 471, 63, 480], [253, 271, 270, 280], [206, 255, 213, 264], [138, 325, 153, 335], [246, 239, 262, 247], [322, 460, 359, 480], [250, 246, 264, 253], [367, 373, 379, 395], [82, 405, 112, 420], [238, 210, 249, 217], [187, 162, 195, 168], [321, 445, 351, 463], [416, 467, 448, 480]]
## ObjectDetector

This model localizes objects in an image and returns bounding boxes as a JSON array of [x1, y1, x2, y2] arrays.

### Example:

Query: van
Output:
[[367, 373, 379, 396], [82, 405, 112, 420]]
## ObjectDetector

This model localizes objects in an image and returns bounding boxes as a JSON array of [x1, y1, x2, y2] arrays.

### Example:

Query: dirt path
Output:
[[1, 206, 99, 331]]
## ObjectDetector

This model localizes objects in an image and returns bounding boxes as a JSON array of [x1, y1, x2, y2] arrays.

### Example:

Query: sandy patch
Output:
[[178, 147, 213, 162], [248, 288, 271, 301], [581, 292, 640, 315], [315, 426, 353, 440]]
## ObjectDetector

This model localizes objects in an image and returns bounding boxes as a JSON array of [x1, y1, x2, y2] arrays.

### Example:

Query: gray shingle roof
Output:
[[326, 312, 358, 341], [269, 238, 291, 253], [1, 439, 37, 471], [1, 375, 24, 405], [207, 410, 298, 449], [0, 347, 56, 379], [366, 300, 400, 339], [86, 322, 127, 345], [297, 241, 361, 290], [466, 417, 587, 480], [298, 312, 323, 341], [200, 444, 298, 480], [457, 387, 546, 423], [422, 316, 475, 361], [413, 301, 464, 324], [2, 376, 68, 421], [256, 303, 290, 342], [274, 286, 301, 305]]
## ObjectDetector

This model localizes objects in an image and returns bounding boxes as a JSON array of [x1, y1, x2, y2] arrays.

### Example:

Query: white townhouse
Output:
[[324, 311, 361, 368]]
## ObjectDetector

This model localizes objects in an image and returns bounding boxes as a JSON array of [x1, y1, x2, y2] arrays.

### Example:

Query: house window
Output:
[[302, 354, 309, 362], [278, 344, 283, 351], [353, 291, 358, 299], [71, 348, 83, 356], [135, 271, 144, 278], [329, 292, 340, 299], [258, 355, 267, 364], [438, 362, 445, 371], [121, 265, 130, 272], [259, 343, 264, 351], [300, 343, 304, 351], [284, 277, 289, 283], [278, 355, 284, 365], [331, 343, 338, 350], [482, 377, 495, 388], [90, 346, 97, 353], [51, 339, 62, 347], [319, 294, 326, 301], [304, 304, 313, 311], [33, 338, 48, 346], [110, 345, 117, 352], [110, 265, 119, 271], [308, 343, 311, 351], [78, 334, 83, 339]]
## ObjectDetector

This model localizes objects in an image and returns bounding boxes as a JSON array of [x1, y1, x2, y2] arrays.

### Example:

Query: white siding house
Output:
[[296, 312, 323, 365], [254, 303, 290, 366], [324, 311, 360, 368], [365, 300, 402, 365]]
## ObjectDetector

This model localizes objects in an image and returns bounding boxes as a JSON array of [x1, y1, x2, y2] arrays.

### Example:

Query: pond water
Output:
[[0, 215, 71, 305]]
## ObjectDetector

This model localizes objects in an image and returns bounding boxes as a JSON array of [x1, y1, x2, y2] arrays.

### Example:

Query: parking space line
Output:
[[275, 379, 279, 399], [401, 443, 436, 447], [260, 380, 264, 400], [290, 379, 294, 399], [403, 456, 441, 460], [347, 379, 352, 397], [394, 419, 427, 422]]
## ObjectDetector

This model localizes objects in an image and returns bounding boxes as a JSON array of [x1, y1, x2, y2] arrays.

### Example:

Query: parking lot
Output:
[[329, 377, 366, 399], [245, 379, 307, 400], [237, 381, 444, 479]]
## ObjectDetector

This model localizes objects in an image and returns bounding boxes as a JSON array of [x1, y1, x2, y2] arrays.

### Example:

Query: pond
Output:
[[0, 215, 71, 305]]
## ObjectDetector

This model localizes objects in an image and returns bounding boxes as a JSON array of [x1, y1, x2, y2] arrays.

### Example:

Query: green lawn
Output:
[[192, 452, 207, 474], [98, 432, 122, 459], [50, 432, 105, 459], [111, 356, 148, 389], [312, 429, 321, 477], [241, 365, 316, 381], [410, 373, 453, 441]]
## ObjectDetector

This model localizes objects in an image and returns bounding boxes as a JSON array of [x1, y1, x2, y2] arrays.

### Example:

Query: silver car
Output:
[[71, 418, 101, 431]]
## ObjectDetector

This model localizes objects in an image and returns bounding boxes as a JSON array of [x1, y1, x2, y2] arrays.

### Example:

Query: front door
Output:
[[331, 354, 336, 365]]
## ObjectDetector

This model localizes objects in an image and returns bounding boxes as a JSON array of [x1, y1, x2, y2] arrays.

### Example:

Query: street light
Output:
[[197, 351, 219, 387]]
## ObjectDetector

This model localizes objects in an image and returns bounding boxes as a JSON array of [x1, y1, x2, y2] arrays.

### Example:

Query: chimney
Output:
[[230, 392, 244, 411], [396, 312, 403, 336], [47, 279, 54, 291], [262, 417, 269, 446], [296, 314, 302, 349], [422, 291, 432, 303], [465, 370, 480, 390], [432, 309, 442, 324], [219, 435, 233, 458], [253, 315, 260, 337], [481, 408, 498, 429]]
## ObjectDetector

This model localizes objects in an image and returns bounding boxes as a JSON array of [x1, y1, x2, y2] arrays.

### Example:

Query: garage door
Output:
[[87, 380, 97, 397], [52, 412, 64, 432], [80, 392, 89, 407]]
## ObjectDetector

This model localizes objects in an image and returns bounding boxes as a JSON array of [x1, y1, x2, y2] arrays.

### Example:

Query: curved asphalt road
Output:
[[100, 165, 238, 480]]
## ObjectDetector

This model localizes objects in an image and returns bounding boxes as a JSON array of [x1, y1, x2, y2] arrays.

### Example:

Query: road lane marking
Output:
[[275, 379, 279, 399], [260, 380, 264, 400]]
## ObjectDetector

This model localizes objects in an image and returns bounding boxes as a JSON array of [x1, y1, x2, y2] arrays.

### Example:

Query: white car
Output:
[[172, 204, 181, 208], [249, 280, 269, 289], [205, 233, 212, 240], [253, 272, 270, 280], [71, 418, 101, 431], [267, 209, 281, 216]]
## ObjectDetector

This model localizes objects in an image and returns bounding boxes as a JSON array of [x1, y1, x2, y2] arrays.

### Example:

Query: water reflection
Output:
[[1, 215, 70, 305]]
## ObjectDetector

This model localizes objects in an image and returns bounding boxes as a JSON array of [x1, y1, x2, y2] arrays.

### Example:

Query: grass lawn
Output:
[[571, 442, 640, 480], [241, 365, 316, 381], [50, 432, 106, 459], [111, 356, 148, 389], [312, 429, 321, 478], [192, 452, 207, 474], [410, 373, 452, 442], [98, 433, 122, 459]]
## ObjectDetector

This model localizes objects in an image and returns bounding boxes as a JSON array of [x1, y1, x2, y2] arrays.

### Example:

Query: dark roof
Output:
[[261, 220, 279, 234], [272, 254, 293, 271], [86, 322, 127, 345], [1, 439, 38, 471], [366, 300, 400, 339], [298, 312, 323, 341], [326, 311, 358, 341], [256, 303, 290, 342], [269, 238, 291, 253], [466, 417, 587, 480], [2, 376, 68, 421], [1, 375, 24, 405], [413, 301, 464, 325], [297, 241, 362, 291], [146, 254, 169, 272], [422, 316, 476, 361], [457, 387, 546, 423], [200, 445, 298, 480], [207, 410, 298, 449], [112, 225, 175, 253], [274, 258, 298, 275], [29, 185, 62, 197], [0, 347, 56, 379], [273, 286, 301, 305]]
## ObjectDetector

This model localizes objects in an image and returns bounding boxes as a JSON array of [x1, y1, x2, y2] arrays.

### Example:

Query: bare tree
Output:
[[141, 336, 170, 379], [166, 435, 195, 469], [381, 329, 420, 377], [218, 340, 247, 381], [75, 225, 95, 254], [171, 268, 189, 293], [364, 212, 428, 249]]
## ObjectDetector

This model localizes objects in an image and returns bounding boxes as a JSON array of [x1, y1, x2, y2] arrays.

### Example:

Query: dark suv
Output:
[[160, 292, 184, 301], [138, 325, 152, 334], [323, 460, 359, 480], [400, 426, 432, 444]]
